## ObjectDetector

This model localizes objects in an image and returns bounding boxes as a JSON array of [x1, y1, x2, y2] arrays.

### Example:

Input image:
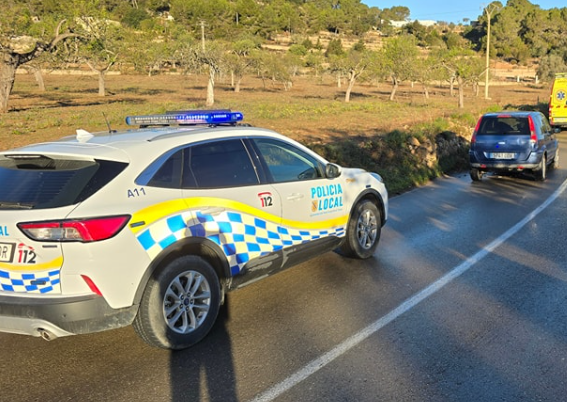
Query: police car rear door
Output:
[[180, 138, 284, 276]]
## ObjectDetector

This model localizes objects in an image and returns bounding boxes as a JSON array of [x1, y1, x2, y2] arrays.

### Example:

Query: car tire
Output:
[[470, 168, 482, 181], [552, 149, 560, 169], [340, 199, 381, 259], [133, 255, 221, 350], [534, 154, 547, 181]]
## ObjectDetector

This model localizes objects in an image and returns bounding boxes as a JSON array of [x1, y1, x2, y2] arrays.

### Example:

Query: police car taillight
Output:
[[18, 216, 130, 242]]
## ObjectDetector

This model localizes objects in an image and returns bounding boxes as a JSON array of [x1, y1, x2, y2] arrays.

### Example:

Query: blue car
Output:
[[469, 111, 560, 181]]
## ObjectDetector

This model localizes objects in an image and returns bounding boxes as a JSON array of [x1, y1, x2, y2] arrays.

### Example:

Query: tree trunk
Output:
[[423, 84, 429, 100], [345, 73, 356, 102], [389, 77, 399, 101], [85, 60, 107, 97], [206, 66, 215, 106], [32, 67, 46, 91], [0, 52, 19, 113], [457, 76, 464, 108], [98, 70, 106, 97], [234, 77, 241, 93]]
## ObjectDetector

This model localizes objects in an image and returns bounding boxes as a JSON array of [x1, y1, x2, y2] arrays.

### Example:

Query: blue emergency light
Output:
[[125, 110, 244, 126]]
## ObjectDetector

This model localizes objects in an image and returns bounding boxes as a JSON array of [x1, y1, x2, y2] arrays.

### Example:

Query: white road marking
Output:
[[250, 178, 567, 402]]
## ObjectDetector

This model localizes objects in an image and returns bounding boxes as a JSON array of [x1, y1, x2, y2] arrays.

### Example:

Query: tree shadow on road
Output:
[[169, 299, 237, 402]]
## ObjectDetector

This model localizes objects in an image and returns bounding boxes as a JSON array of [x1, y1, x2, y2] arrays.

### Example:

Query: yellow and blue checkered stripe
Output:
[[135, 209, 345, 276], [0, 269, 60, 293], [0, 257, 63, 294]]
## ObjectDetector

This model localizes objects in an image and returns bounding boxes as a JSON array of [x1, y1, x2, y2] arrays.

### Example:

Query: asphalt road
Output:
[[1, 136, 567, 402]]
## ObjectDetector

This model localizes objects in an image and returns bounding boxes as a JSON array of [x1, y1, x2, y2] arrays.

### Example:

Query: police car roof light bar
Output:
[[125, 110, 244, 127]]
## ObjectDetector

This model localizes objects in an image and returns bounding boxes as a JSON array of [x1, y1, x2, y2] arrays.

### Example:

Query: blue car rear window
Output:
[[478, 116, 530, 136]]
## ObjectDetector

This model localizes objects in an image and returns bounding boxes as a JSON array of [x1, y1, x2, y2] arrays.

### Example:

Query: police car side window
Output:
[[188, 139, 259, 188], [253, 138, 322, 183], [148, 149, 183, 188]]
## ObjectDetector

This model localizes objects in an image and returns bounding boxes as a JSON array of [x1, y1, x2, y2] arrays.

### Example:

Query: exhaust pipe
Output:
[[37, 328, 56, 341]]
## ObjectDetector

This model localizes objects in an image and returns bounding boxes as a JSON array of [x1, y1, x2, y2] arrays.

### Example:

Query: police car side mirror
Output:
[[325, 163, 341, 179]]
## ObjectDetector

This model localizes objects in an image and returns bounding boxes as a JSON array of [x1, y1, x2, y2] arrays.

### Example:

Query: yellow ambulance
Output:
[[549, 73, 567, 128]]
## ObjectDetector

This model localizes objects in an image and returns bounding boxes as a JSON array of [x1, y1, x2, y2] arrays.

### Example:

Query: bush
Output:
[[289, 44, 308, 56]]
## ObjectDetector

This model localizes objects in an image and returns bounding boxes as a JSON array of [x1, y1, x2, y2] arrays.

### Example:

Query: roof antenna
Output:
[[102, 112, 115, 133]]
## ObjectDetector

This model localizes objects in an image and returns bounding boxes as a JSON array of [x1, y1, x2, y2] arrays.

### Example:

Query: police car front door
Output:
[[272, 178, 347, 242], [252, 138, 347, 264]]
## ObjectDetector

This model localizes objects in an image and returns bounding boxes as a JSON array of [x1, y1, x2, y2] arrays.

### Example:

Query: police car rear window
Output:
[[0, 155, 126, 209]]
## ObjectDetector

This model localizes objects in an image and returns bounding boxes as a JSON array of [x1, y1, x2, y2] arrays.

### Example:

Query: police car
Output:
[[0, 110, 388, 349]]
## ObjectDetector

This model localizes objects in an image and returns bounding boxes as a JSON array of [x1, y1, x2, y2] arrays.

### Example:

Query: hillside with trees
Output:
[[1, 0, 567, 113]]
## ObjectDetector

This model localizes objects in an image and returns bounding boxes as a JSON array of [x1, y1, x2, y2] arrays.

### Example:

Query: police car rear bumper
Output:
[[0, 294, 138, 340]]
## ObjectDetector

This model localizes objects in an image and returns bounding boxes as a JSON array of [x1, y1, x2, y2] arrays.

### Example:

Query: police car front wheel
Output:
[[340, 200, 381, 259], [133, 255, 221, 350]]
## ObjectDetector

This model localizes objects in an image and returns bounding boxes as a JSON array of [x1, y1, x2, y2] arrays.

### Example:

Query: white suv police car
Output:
[[0, 110, 388, 349]]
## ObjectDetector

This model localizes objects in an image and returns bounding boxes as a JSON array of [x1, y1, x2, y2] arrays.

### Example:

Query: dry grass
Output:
[[1, 71, 550, 152]]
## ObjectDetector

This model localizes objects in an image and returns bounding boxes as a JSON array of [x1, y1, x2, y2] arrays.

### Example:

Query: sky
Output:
[[361, 0, 564, 24]]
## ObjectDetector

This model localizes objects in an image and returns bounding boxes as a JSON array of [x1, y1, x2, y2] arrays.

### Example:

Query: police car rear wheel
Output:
[[133, 255, 221, 350], [340, 200, 381, 259]]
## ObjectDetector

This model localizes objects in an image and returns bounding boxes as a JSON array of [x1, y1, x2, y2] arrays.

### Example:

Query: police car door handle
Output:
[[202, 207, 225, 216], [287, 193, 304, 201]]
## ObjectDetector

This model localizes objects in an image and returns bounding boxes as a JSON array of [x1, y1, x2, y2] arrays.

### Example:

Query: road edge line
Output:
[[249, 178, 567, 402]]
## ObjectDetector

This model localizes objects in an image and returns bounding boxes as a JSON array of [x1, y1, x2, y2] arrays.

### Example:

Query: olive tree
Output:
[[383, 35, 418, 101], [70, 16, 124, 96], [187, 41, 228, 106], [330, 49, 378, 102], [438, 47, 484, 108], [0, 2, 78, 112], [411, 54, 444, 100], [226, 38, 259, 92]]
